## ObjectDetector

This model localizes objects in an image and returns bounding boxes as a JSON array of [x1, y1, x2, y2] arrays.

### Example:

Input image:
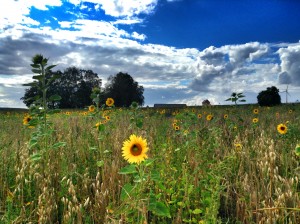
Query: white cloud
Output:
[[85, 0, 158, 18], [278, 43, 300, 86]]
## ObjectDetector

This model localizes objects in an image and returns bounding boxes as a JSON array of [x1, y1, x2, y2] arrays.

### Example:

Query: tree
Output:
[[104, 72, 144, 107], [22, 67, 101, 108], [257, 86, 281, 106]]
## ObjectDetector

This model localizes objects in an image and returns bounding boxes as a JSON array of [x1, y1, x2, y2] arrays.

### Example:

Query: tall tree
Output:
[[257, 86, 281, 106], [22, 67, 101, 108], [104, 72, 144, 107]]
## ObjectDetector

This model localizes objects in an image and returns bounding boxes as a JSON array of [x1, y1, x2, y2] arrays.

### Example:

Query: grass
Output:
[[0, 104, 299, 223]]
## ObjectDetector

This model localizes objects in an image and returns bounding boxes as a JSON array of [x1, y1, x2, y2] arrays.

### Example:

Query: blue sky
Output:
[[1, 0, 300, 108]]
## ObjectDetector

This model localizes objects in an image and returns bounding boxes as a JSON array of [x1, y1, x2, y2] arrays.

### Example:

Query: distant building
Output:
[[154, 104, 187, 108]]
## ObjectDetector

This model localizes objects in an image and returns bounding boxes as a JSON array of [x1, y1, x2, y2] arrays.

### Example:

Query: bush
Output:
[[257, 86, 281, 106]]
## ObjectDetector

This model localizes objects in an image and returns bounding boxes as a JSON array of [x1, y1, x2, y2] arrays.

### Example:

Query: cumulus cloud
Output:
[[278, 43, 300, 86]]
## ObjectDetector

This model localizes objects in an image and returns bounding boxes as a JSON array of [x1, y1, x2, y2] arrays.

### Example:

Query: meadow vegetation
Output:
[[0, 103, 299, 223]]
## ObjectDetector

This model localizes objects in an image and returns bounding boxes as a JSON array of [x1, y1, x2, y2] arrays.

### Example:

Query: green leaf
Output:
[[29, 153, 42, 162], [31, 69, 41, 74], [47, 109, 61, 114], [45, 64, 57, 71], [192, 208, 202, 215], [23, 82, 38, 87], [49, 94, 62, 101], [96, 160, 104, 167], [118, 164, 137, 175], [295, 145, 300, 157], [32, 75, 43, 81], [149, 201, 171, 218], [150, 170, 161, 182], [29, 138, 38, 148], [51, 142, 66, 149], [136, 119, 143, 128], [30, 64, 41, 68], [120, 183, 134, 201]]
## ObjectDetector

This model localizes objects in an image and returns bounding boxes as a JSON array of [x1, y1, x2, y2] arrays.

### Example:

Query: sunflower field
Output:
[[0, 102, 300, 224]]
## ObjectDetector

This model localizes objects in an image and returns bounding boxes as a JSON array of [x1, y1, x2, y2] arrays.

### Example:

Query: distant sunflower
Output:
[[252, 118, 259, 123], [206, 114, 213, 121], [253, 108, 259, 114], [197, 114, 202, 119], [83, 112, 88, 116], [23, 115, 32, 125], [105, 115, 110, 121], [106, 98, 114, 107], [174, 125, 180, 131], [234, 143, 242, 151], [288, 109, 293, 114], [65, 111, 71, 116], [224, 114, 228, 119], [88, 105, 95, 112], [277, 123, 288, 135], [122, 134, 148, 164]]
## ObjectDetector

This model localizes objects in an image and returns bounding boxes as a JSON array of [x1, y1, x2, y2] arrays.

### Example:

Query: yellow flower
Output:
[[277, 123, 288, 135], [23, 115, 32, 125], [234, 143, 242, 151], [105, 115, 110, 121], [253, 108, 259, 114], [88, 105, 95, 112], [65, 111, 71, 116], [223, 114, 228, 119], [106, 98, 114, 107], [252, 118, 259, 123], [122, 134, 148, 164], [197, 114, 202, 119], [288, 109, 293, 114], [206, 114, 213, 121], [174, 125, 180, 131]]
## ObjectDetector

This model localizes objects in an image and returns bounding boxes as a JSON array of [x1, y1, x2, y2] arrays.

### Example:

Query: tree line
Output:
[[21, 67, 144, 108]]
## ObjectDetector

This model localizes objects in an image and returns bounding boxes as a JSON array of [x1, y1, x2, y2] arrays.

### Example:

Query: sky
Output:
[[1, 0, 300, 108]]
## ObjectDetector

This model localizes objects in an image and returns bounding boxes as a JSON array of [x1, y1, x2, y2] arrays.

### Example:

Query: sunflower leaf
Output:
[[118, 164, 137, 175], [148, 200, 171, 218], [120, 183, 134, 201]]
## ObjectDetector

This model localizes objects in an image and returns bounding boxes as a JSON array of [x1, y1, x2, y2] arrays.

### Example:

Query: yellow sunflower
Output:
[[88, 105, 95, 112], [23, 115, 32, 125], [252, 118, 259, 123], [288, 109, 293, 114], [106, 98, 114, 107], [277, 123, 288, 135], [253, 108, 259, 114], [174, 125, 180, 131], [122, 134, 148, 164], [105, 115, 110, 121], [223, 114, 228, 119], [234, 143, 242, 151], [206, 114, 213, 121], [197, 114, 202, 119], [65, 111, 71, 116]]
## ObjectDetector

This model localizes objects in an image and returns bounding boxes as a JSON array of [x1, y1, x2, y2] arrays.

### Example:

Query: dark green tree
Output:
[[22, 67, 101, 108], [257, 86, 281, 106], [104, 72, 144, 107]]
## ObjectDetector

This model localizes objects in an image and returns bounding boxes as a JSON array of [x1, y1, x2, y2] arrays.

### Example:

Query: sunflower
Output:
[[88, 105, 95, 112], [23, 115, 32, 125], [253, 108, 259, 114], [65, 111, 71, 116], [277, 123, 288, 135], [197, 114, 202, 119], [122, 134, 148, 164], [106, 98, 114, 107], [223, 114, 228, 119], [234, 143, 242, 151], [105, 115, 110, 121], [206, 114, 213, 121], [252, 118, 259, 123], [174, 125, 180, 131], [288, 109, 293, 114]]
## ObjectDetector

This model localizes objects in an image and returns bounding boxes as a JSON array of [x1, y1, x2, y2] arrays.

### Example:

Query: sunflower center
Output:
[[130, 144, 142, 156], [280, 126, 285, 131]]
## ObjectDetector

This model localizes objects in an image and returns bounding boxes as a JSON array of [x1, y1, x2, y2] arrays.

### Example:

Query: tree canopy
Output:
[[103, 72, 144, 107], [257, 86, 281, 106], [21, 67, 101, 108]]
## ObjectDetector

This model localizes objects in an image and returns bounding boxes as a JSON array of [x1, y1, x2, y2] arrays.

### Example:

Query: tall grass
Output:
[[0, 104, 299, 223]]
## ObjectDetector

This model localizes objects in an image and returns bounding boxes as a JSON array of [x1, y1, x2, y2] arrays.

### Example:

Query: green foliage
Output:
[[104, 72, 144, 107], [257, 86, 281, 106]]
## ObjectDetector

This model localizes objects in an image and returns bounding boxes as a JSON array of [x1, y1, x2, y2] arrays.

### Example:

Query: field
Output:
[[0, 104, 300, 223]]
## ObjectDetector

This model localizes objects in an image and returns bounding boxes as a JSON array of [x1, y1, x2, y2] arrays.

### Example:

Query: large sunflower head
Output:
[[122, 134, 148, 164], [277, 123, 288, 135], [106, 98, 114, 107]]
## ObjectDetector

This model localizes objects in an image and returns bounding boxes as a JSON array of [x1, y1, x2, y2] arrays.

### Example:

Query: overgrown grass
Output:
[[0, 104, 299, 223]]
